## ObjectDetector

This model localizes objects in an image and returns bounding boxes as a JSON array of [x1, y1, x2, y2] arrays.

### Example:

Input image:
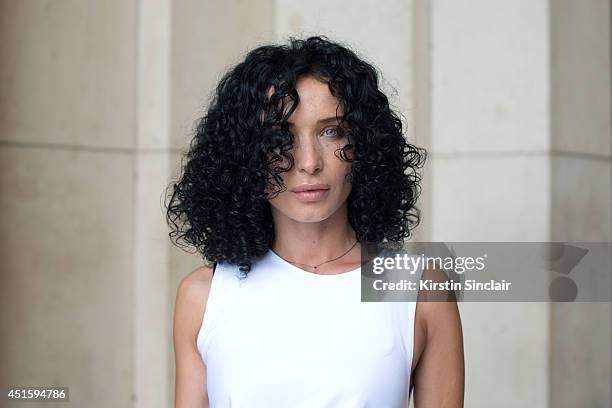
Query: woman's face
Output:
[[265, 75, 352, 224]]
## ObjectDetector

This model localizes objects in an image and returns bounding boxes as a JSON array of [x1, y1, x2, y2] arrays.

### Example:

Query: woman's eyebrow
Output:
[[286, 116, 343, 127], [317, 116, 343, 124]]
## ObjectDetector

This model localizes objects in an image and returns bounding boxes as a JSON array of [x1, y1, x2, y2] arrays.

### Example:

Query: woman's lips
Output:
[[292, 188, 330, 203]]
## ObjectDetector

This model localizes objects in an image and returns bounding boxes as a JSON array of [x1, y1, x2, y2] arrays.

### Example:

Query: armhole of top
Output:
[[196, 261, 223, 361], [407, 299, 418, 400], [408, 262, 425, 383], [409, 300, 418, 371]]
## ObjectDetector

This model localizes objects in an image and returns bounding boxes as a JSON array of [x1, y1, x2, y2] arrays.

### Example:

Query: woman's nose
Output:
[[293, 135, 323, 175]]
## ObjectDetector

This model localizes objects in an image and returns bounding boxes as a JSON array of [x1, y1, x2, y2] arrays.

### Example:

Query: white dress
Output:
[[197, 248, 418, 407]]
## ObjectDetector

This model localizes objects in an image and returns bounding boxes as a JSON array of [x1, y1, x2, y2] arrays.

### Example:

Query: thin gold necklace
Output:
[[275, 239, 359, 270]]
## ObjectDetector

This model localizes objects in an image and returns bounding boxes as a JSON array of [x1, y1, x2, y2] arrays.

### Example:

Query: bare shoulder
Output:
[[173, 264, 215, 407], [415, 265, 463, 341], [178, 264, 215, 297], [411, 265, 465, 406], [174, 264, 215, 342]]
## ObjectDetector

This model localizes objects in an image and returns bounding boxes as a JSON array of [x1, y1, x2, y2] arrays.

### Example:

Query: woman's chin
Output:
[[291, 212, 329, 224], [281, 207, 335, 224]]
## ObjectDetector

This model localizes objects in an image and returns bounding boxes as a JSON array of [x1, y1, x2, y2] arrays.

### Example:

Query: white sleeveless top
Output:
[[197, 248, 418, 407]]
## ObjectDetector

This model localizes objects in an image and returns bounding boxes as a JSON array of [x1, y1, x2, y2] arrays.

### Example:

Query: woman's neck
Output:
[[270, 205, 360, 269]]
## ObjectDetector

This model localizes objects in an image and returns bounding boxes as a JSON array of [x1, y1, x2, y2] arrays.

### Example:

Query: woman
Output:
[[167, 36, 464, 407]]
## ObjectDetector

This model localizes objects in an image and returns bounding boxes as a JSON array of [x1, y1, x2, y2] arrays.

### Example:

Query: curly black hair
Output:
[[164, 35, 427, 277]]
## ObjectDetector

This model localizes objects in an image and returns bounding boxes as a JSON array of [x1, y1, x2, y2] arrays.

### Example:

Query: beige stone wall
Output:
[[0, 1, 609, 407], [416, 0, 551, 406], [0, 1, 137, 407], [549, 1, 611, 407], [413, 1, 610, 406]]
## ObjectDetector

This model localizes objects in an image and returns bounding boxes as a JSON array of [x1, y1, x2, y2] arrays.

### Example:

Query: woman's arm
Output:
[[412, 267, 465, 407], [173, 266, 214, 408]]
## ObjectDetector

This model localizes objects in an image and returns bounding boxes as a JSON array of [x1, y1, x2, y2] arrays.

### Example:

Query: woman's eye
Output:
[[322, 127, 339, 137]]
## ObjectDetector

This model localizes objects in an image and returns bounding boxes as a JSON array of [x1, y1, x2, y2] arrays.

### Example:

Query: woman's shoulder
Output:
[[411, 264, 463, 369], [177, 264, 215, 305], [179, 264, 215, 295], [174, 264, 216, 340]]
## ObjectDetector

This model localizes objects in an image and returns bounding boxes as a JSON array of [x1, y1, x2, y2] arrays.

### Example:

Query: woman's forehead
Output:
[[264, 76, 343, 123]]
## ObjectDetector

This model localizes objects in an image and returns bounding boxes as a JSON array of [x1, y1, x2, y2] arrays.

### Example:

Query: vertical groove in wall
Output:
[[272, 0, 278, 42], [131, 0, 140, 405], [547, 1, 555, 406], [165, 3, 174, 407], [412, 0, 432, 241], [134, 0, 172, 406]]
